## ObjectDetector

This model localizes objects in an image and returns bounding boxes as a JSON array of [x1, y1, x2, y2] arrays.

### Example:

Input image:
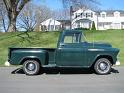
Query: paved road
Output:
[[0, 66, 124, 93]]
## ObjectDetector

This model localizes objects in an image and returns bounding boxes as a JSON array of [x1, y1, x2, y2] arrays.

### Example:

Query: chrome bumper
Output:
[[5, 61, 10, 66], [115, 60, 120, 66]]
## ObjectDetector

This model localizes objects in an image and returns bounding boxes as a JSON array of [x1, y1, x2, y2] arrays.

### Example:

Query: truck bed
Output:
[[9, 47, 56, 65]]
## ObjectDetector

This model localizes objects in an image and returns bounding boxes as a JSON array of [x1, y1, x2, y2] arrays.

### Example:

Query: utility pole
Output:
[[70, 6, 73, 30]]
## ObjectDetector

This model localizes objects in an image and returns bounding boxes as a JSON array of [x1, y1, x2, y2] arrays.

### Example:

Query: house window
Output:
[[75, 13, 81, 18], [101, 14, 106, 18], [86, 13, 91, 18], [91, 13, 93, 18], [114, 11, 120, 17], [81, 13, 83, 18], [77, 22, 80, 28], [100, 12, 106, 18], [85, 12, 93, 18], [50, 25, 54, 31], [75, 13, 77, 18], [55, 25, 60, 30]]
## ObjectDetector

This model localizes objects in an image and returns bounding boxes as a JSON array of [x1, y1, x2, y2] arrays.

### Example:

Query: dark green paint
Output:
[[8, 30, 120, 68]]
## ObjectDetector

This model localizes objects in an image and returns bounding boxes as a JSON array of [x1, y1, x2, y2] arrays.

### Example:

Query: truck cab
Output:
[[8, 30, 120, 75], [56, 30, 88, 67]]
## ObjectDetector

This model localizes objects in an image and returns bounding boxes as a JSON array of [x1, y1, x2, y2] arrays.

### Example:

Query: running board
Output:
[[43, 64, 57, 67], [43, 64, 89, 68]]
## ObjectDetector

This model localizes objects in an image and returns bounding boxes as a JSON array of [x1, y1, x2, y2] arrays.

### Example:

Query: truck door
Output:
[[56, 33, 87, 67]]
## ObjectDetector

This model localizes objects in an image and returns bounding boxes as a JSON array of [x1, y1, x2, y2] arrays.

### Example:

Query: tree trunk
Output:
[[34, 23, 41, 31], [8, 18, 16, 32], [7, 11, 17, 32]]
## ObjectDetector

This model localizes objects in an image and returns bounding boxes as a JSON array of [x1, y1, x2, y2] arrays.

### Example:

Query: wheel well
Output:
[[92, 55, 113, 68], [20, 58, 41, 65]]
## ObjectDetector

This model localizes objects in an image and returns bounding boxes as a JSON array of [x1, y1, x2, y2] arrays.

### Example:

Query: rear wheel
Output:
[[94, 58, 112, 75], [23, 60, 40, 75]]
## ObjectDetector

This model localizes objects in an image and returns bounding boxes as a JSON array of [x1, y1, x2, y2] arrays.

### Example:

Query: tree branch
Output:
[[3, 0, 10, 11], [17, 0, 30, 13]]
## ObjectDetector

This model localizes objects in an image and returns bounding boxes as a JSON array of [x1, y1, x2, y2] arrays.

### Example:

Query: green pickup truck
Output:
[[8, 30, 119, 75]]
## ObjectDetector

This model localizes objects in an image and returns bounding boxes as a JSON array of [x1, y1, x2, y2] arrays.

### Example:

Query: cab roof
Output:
[[62, 30, 82, 35]]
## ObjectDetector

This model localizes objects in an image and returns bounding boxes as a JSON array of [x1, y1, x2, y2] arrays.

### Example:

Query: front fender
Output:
[[87, 47, 119, 67], [90, 53, 117, 67]]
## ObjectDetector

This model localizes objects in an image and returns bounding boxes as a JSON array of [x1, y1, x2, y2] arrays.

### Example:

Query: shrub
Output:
[[91, 21, 96, 30]]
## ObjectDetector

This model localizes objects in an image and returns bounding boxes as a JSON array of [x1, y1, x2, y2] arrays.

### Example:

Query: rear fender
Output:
[[19, 53, 47, 65]]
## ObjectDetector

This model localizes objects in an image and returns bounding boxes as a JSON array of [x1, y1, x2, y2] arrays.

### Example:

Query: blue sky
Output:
[[33, 0, 124, 10], [33, 0, 62, 10], [100, 0, 124, 10]]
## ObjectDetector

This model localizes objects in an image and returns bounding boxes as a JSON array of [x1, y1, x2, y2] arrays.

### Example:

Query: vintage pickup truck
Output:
[[8, 30, 119, 75]]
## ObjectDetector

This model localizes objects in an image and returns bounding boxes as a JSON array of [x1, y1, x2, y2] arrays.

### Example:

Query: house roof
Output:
[[41, 18, 61, 26], [96, 10, 124, 16], [73, 8, 124, 16], [73, 9, 95, 14], [57, 20, 71, 25]]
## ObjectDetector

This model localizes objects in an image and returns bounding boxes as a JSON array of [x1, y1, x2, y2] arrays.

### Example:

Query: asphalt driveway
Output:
[[0, 66, 124, 93]]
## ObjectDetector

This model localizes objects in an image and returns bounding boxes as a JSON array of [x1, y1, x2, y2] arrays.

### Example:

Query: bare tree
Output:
[[62, 0, 99, 8], [52, 8, 70, 20], [17, 3, 52, 32], [17, 2, 37, 32], [0, 0, 8, 32], [3, 0, 31, 32], [34, 5, 52, 31], [0, 1, 3, 32], [2, 0, 98, 32]]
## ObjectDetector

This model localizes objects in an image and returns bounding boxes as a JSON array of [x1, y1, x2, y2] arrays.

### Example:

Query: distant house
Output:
[[72, 9, 124, 30], [41, 18, 61, 31], [40, 18, 71, 31], [40, 9, 124, 31]]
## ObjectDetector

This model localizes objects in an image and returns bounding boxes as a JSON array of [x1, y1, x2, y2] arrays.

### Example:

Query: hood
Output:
[[87, 42, 112, 48]]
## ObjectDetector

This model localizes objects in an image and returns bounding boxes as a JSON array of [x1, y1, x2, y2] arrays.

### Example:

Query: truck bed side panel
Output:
[[9, 48, 56, 65]]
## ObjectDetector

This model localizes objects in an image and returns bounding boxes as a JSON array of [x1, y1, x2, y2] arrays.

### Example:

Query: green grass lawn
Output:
[[0, 30, 124, 66]]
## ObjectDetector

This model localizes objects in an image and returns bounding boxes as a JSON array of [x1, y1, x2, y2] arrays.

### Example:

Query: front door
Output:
[[56, 34, 87, 67]]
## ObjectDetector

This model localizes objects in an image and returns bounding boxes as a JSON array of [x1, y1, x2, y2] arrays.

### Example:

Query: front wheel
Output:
[[94, 58, 112, 75], [23, 60, 40, 75]]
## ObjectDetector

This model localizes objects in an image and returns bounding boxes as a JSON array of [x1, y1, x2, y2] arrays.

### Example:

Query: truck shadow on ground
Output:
[[11, 67, 119, 75]]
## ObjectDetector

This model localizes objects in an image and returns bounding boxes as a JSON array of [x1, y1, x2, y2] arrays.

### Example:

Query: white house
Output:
[[72, 9, 124, 30], [41, 18, 61, 31]]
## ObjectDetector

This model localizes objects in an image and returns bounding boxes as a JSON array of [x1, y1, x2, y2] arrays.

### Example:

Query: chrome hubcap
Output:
[[99, 63, 107, 71], [27, 63, 35, 71]]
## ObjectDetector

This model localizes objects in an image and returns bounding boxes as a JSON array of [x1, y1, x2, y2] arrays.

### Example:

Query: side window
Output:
[[64, 34, 80, 43]]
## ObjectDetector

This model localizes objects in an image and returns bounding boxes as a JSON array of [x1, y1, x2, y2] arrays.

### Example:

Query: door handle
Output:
[[60, 44, 64, 47]]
